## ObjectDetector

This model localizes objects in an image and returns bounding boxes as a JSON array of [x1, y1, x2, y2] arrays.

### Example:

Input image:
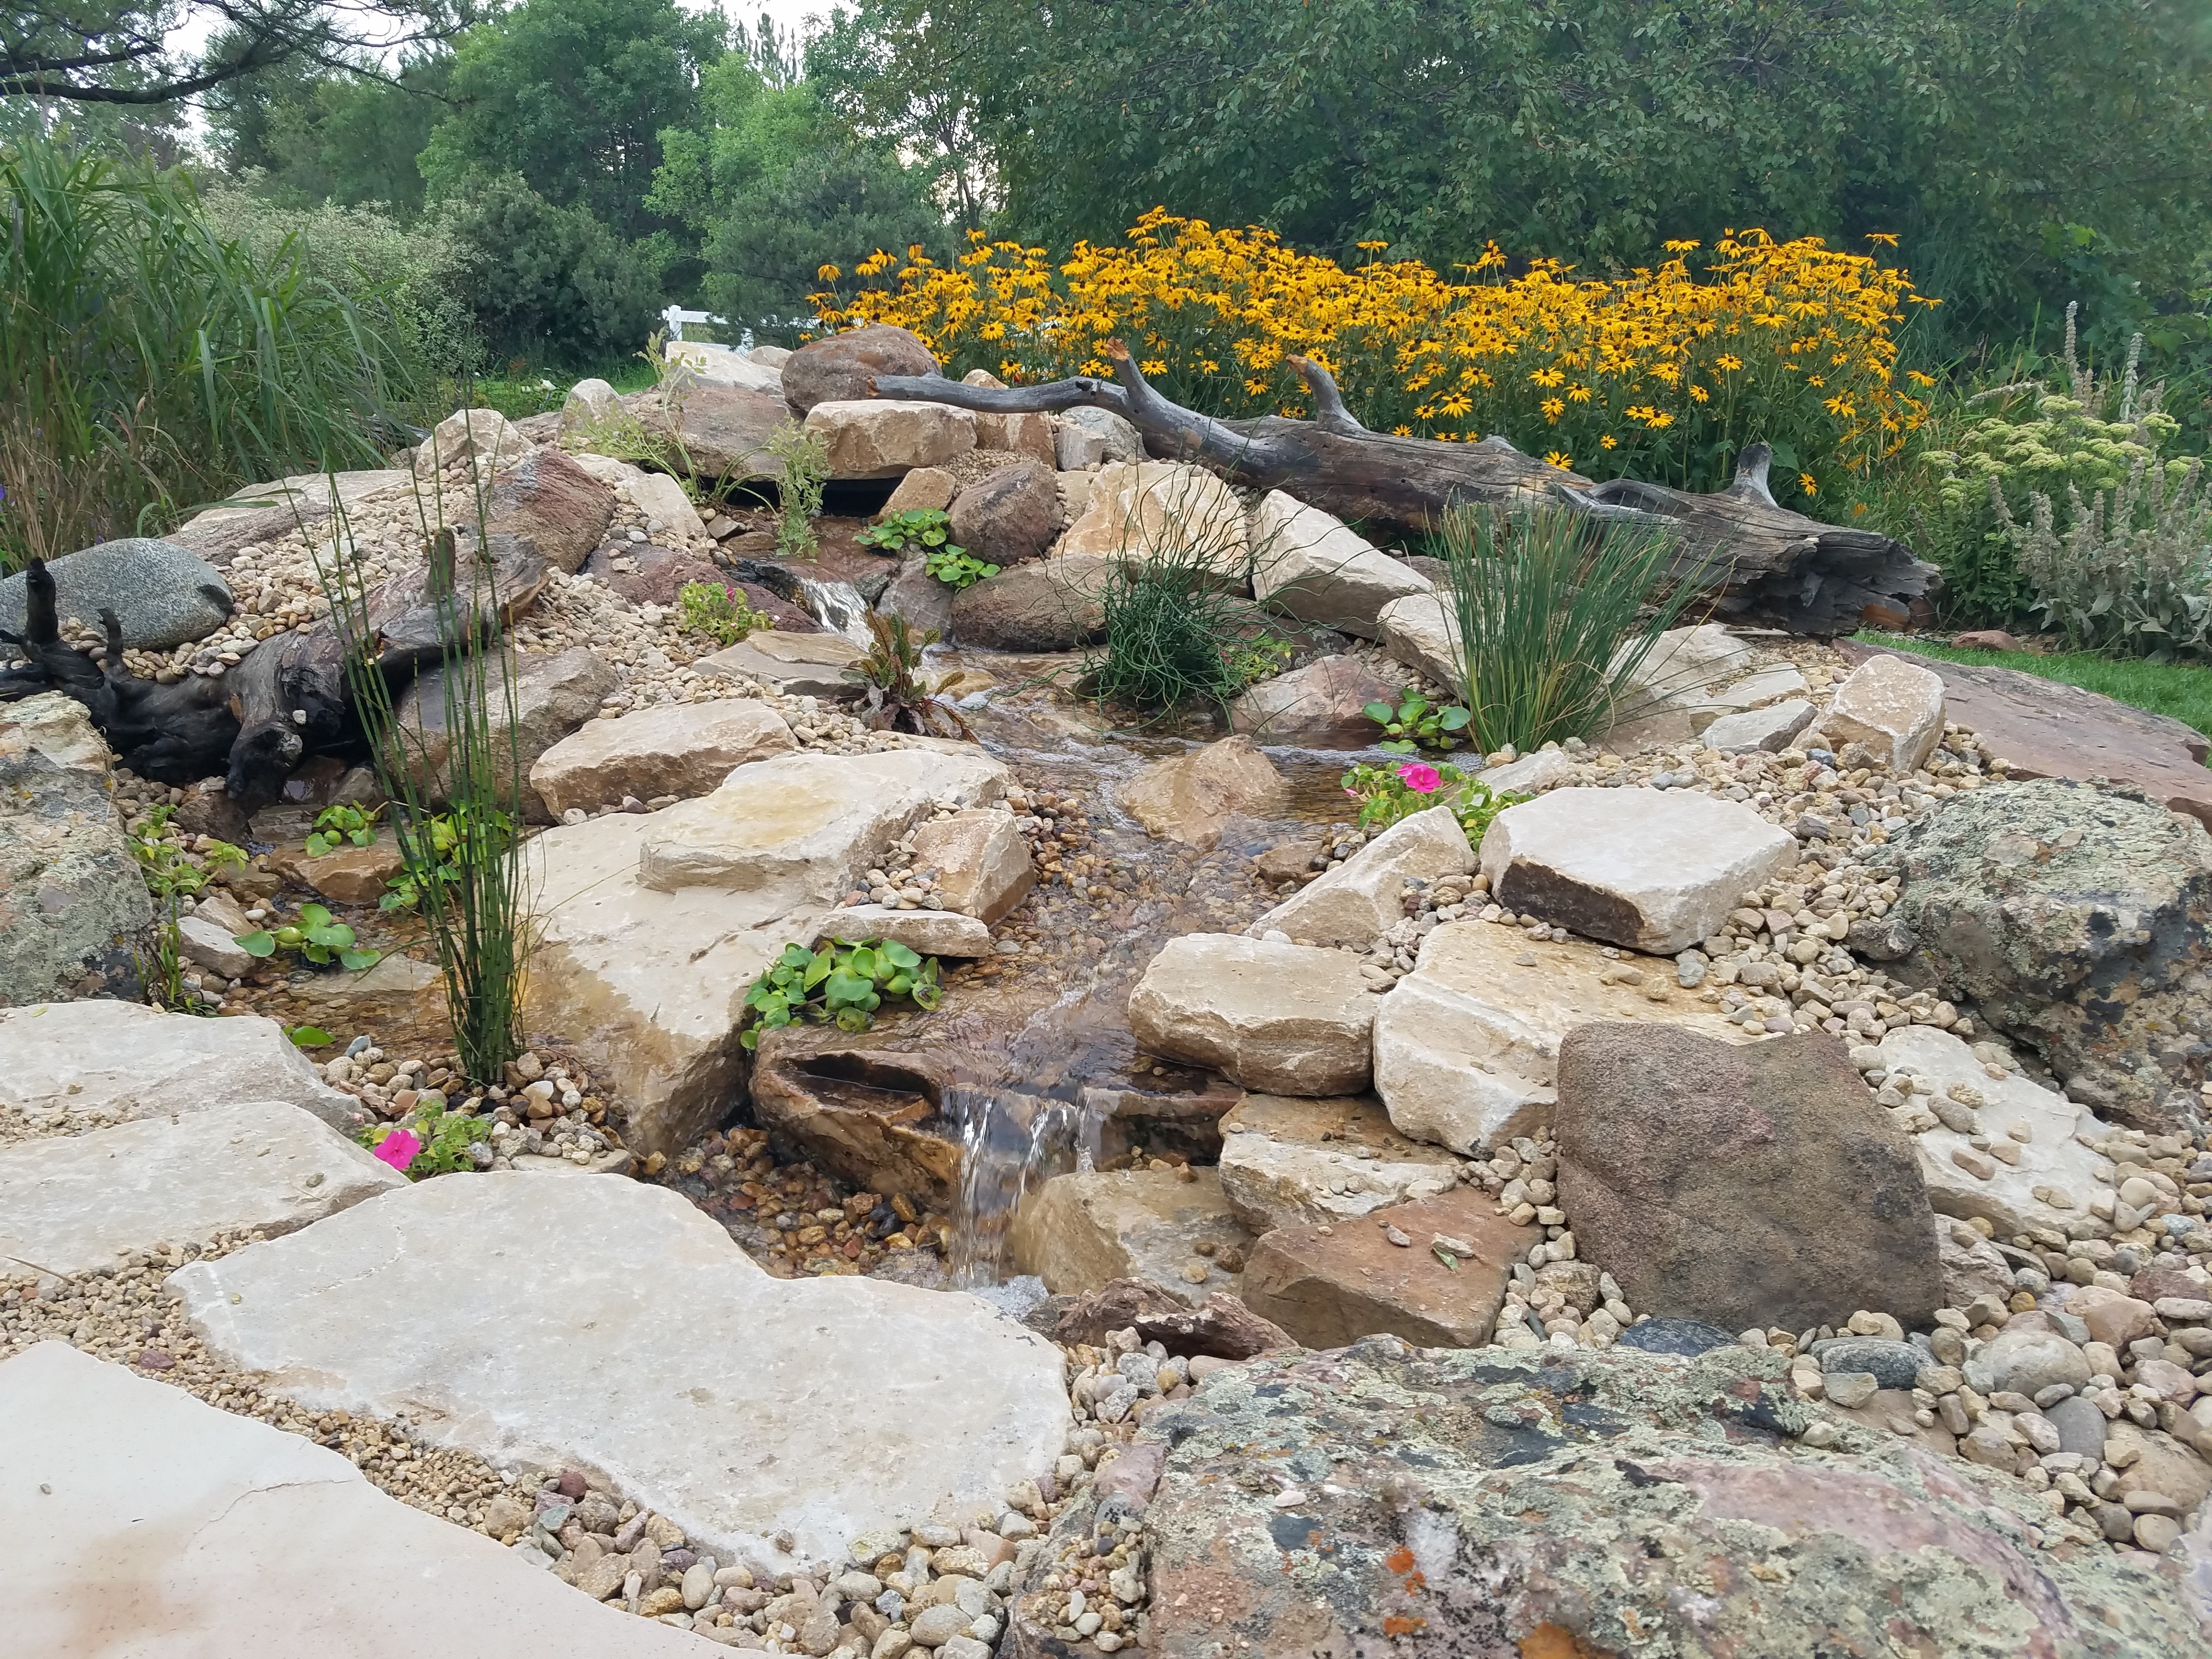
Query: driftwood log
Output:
[[871, 342, 1937, 635]]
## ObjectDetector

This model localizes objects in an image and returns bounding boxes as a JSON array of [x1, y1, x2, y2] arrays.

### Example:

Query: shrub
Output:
[[677, 580, 774, 645], [1994, 460, 2212, 657]]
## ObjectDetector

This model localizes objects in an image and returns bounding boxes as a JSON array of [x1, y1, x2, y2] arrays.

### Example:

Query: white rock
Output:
[[907, 808, 1036, 923], [746, 344, 793, 368], [1248, 492, 1430, 639], [529, 699, 797, 818], [1127, 935, 1374, 1095], [1216, 1093, 1459, 1231], [0, 1003, 359, 1135], [1610, 623, 1754, 712], [1672, 665, 1810, 730], [1479, 787, 1797, 954], [170, 1175, 1069, 1572], [558, 377, 622, 443], [4, 1342, 715, 1658], [1375, 592, 1459, 690], [1702, 698, 1818, 754], [1812, 654, 1947, 772], [0, 1099, 402, 1277], [1257, 805, 1471, 948], [175, 912, 255, 978], [1373, 922, 1756, 1153], [1053, 406, 1145, 470], [1057, 461, 1248, 581], [567, 450, 650, 488], [1475, 750, 1580, 795], [1008, 1167, 1253, 1303], [814, 905, 993, 958], [413, 407, 528, 477], [667, 340, 784, 395], [804, 400, 977, 478], [622, 470, 708, 543]]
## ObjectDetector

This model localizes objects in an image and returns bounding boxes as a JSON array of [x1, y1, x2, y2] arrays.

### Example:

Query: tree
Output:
[[205, 49, 449, 216], [438, 171, 665, 365], [808, 1, 989, 228]]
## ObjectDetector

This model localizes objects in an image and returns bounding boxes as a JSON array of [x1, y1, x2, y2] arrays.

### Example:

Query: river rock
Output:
[[1238, 1187, 1529, 1350], [1555, 1024, 1943, 1333], [1009, 1167, 1254, 1304], [2106, 1421, 2212, 1513], [1053, 405, 1144, 469], [1257, 804, 1471, 948], [949, 556, 1111, 651], [0, 692, 153, 1006], [909, 808, 1035, 923], [1372, 922, 1753, 1154], [1, 1001, 358, 1133], [1216, 1092, 1460, 1231], [0, 538, 233, 650], [1869, 778, 2212, 1127], [1128, 935, 1374, 1096], [805, 400, 977, 479], [1479, 786, 1797, 954], [813, 903, 991, 957], [782, 325, 940, 415], [171, 1174, 1070, 1571], [695, 630, 866, 698], [1058, 461, 1248, 579], [1375, 591, 1459, 689], [1702, 697, 1818, 753], [0, 1099, 403, 1276], [1812, 652, 1946, 772], [529, 699, 797, 818], [1119, 736, 1282, 853], [390, 645, 617, 821], [949, 461, 1060, 566], [1228, 653, 1404, 748], [1248, 492, 1430, 638]]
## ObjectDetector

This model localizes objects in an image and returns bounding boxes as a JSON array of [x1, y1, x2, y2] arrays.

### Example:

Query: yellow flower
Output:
[[1799, 473, 1818, 495], [1688, 385, 1709, 403], [1543, 450, 1573, 469], [1541, 397, 1565, 422], [1600, 434, 1617, 449], [1806, 375, 1825, 387], [1141, 359, 1167, 375], [1866, 232, 1901, 247], [817, 263, 842, 282], [1568, 383, 1593, 403], [1529, 367, 1566, 387], [1716, 354, 1744, 371], [1662, 239, 1701, 253]]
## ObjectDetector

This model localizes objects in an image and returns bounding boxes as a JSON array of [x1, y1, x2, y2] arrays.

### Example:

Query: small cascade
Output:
[[799, 577, 875, 650], [945, 1082, 1105, 1288]]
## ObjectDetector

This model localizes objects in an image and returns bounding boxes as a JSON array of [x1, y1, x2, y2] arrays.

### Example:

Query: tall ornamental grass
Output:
[[0, 136, 422, 572]]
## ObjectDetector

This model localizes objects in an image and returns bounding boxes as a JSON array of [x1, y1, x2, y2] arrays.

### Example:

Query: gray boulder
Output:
[[950, 556, 1111, 651], [0, 538, 232, 649], [1053, 405, 1144, 469]]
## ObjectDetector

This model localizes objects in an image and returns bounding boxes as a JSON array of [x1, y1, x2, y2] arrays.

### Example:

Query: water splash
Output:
[[946, 1083, 1105, 1288], [798, 577, 875, 649]]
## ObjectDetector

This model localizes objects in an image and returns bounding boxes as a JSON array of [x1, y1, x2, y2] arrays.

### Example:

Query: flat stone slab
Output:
[[1702, 698, 1817, 753], [1259, 803, 1471, 949], [0, 1099, 402, 1277], [170, 1174, 1069, 1574], [696, 630, 865, 697], [530, 698, 797, 817], [1127, 934, 1374, 1095], [1836, 639, 2212, 829], [0, 1341, 717, 1658], [811, 903, 992, 957], [0, 1003, 358, 1134], [1009, 1167, 1253, 1305], [1249, 490, 1430, 639], [1217, 1092, 1461, 1231]]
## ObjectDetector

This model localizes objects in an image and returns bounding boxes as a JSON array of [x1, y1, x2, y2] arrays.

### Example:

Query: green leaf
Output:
[[235, 930, 276, 957], [284, 1024, 333, 1048], [833, 1006, 873, 1031], [1432, 1245, 1459, 1271], [881, 940, 921, 969], [740, 1027, 761, 1051], [349, 828, 371, 848], [337, 947, 379, 971], [1362, 701, 1396, 724], [1438, 707, 1471, 731], [844, 946, 879, 981], [910, 978, 941, 1011], [823, 968, 875, 1006], [803, 949, 835, 990], [883, 970, 915, 996], [1378, 739, 1416, 754], [301, 942, 332, 965]]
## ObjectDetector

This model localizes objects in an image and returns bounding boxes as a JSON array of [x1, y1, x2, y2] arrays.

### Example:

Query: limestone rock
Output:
[[1228, 653, 1405, 748], [1257, 804, 1471, 948], [390, 645, 616, 821], [1128, 935, 1374, 1096], [782, 325, 940, 415], [1009, 1168, 1254, 1304], [1119, 736, 1282, 853], [1248, 492, 1430, 638], [949, 461, 1060, 565], [1611, 622, 1754, 712], [1702, 697, 1818, 753], [1375, 591, 1458, 689], [1475, 748, 1580, 795], [0, 1002, 358, 1134], [1217, 1092, 1460, 1232], [812, 904, 991, 957], [266, 834, 405, 905], [0, 1099, 403, 1276], [1556, 1024, 1943, 1334], [695, 630, 865, 698], [620, 469, 708, 544], [948, 556, 1111, 651], [171, 1174, 1070, 1572], [1668, 665, 1809, 732], [666, 340, 783, 395], [558, 376, 620, 441], [883, 466, 958, 515], [529, 699, 798, 818], [413, 407, 528, 476], [804, 400, 977, 479], [627, 385, 785, 483], [1813, 652, 1946, 772], [1052, 405, 1144, 470], [1239, 1187, 1530, 1349], [909, 809, 1035, 923], [0, 538, 232, 650], [1058, 461, 1248, 580], [175, 912, 254, 978], [1373, 922, 1754, 1154], [1479, 786, 1797, 954]]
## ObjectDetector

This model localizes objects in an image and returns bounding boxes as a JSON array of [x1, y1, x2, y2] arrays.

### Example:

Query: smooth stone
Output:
[[529, 699, 798, 819], [694, 631, 866, 699], [1616, 1317, 1740, 1357], [1961, 1328, 2092, 1398], [1812, 1338, 1927, 1389], [811, 905, 992, 958], [1127, 935, 1374, 1096], [0, 538, 231, 650], [804, 400, 977, 479], [2046, 1394, 2110, 1460]]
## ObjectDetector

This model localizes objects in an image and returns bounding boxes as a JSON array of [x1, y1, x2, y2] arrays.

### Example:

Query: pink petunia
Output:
[[1396, 763, 1442, 793], [373, 1127, 421, 1174]]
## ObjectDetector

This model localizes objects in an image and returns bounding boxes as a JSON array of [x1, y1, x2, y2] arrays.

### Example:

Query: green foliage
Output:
[[1340, 760, 1525, 842], [856, 507, 956, 555], [236, 902, 381, 971], [1852, 632, 2212, 741], [204, 54, 450, 219], [848, 610, 970, 737], [766, 418, 830, 557], [1430, 504, 1703, 752], [926, 547, 998, 590], [1362, 690, 1470, 754], [285, 1024, 336, 1048], [377, 803, 517, 913], [676, 579, 775, 645], [1223, 633, 1294, 686], [1995, 460, 2212, 657], [739, 936, 944, 1049], [357, 1106, 491, 1178], [126, 806, 247, 904], [306, 804, 379, 857], [1085, 489, 1267, 716]]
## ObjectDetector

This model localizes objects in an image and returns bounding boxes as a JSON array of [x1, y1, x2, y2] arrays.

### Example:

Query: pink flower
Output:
[[1396, 763, 1442, 793], [373, 1127, 420, 1174]]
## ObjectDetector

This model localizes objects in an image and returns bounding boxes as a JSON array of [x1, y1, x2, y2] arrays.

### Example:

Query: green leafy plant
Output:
[[305, 803, 379, 857], [1224, 631, 1294, 686], [738, 936, 945, 1049], [377, 804, 517, 912], [285, 1024, 336, 1048], [1362, 689, 1471, 753], [856, 506, 957, 556], [926, 545, 1000, 590], [1084, 477, 1267, 715], [848, 610, 972, 737], [236, 902, 380, 971], [676, 579, 775, 646], [1994, 458, 2212, 657], [766, 417, 830, 558], [357, 1106, 490, 1178], [1341, 758, 1526, 843], [126, 808, 247, 1014]]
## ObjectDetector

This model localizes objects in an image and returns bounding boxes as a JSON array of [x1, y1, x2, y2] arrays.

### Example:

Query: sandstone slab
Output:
[[170, 1175, 1069, 1573], [1373, 922, 1754, 1153], [695, 629, 865, 697], [744, 1025, 967, 1210], [782, 325, 939, 414], [1228, 653, 1406, 748], [174, 911, 254, 977], [1813, 652, 1946, 772], [1702, 697, 1818, 753], [1257, 804, 1471, 949], [620, 469, 708, 543], [909, 808, 1035, 923], [812, 903, 991, 957], [0, 1342, 721, 1659], [1611, 622, 1754, 713], [1119, 736, 1282, 853], [627, 385, 786, 483], [266, 833, 404, 905], [1217, 1092, 1460, 1231], [1053, 405, 1145, 469], [1248, 491, 1430, 638], [0, 1099, 402, 1276], [883, 466, 958, 515], [1480, 786, 1797, 953], [1375, 591, 1459, 689], [529, 699, 797, 817], [1058, 461, 1247, 579], [1128, 935, 1374, 1096], [1009, 1168, 1253, 1304], [805, 399, 977, 478]]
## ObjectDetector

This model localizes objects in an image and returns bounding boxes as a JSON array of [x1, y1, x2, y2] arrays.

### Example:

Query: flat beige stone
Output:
[[1119, 736, 1282, 853], [1259, 804, 1471, 948], [1376, 591, 1459, 689], [1813, 652, 1947, 772], [1127, 934, 1374, 1095], [0, 1099, 402, 1277], [1611, 623, 1754, 712], [620, 470, 707, 542], [0, 1341, 721, 1657], [1057, 461, 1247, 579], [804, 399, 977, 478], [530, 698, 797, 817], [695, 630, 865, 697], [1217, 1092, 1460, 1231], [171, 1175, 1069, 1574], [811, 904, 992, 957], [1248, 491, 1429, 638], [909, 808, 1035, 923], [1009, 1167, 1253, 1304]]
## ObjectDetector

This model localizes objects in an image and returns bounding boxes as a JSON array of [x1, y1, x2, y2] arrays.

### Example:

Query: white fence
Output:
[[660, 304, 751, 349]]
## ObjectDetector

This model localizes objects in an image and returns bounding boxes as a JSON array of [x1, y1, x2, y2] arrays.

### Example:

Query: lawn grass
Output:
[[1853, 633, 2212, 744]]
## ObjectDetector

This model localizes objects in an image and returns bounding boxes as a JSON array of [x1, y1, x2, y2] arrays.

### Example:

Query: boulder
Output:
[[1248, 491, 1431, 638], [1058, 461, 1248, 580], [579, 540, 722, 606], [805, 399, 977, 478], [782, 324, 940, 415], [1228, 653, 1404, 748], [389, 645, 617, 822], [0, 1342, 718, 1659], [877, 549, 958, 638], [1611, 622, 1755, 712], [1479, 786, 1797, 954], [1256, 804, 1470, 948], [1812, 652, 1947, 772], [957, 373, 1059, 464], [627, 385, 786, 483], [0, 1099, 403, 1276], [558, 375, 620, 441], [1127, 934, 1374, 1096], [1119, 736, 1282, 852], [266, 833, 405, 905], [1053, 405, 1144, 469], [1009, 1168, 1254, 1304], [412, 407, 528, 476], [811, 903, 991, 957], [666, 340, 784, 395], [0, 538, 232, 650], [883, 466, 958, 515], [1870, 778, 2212, 1127], [0, 1002, 358, 1133], [1375, 591, 1459, 689], [1962, 1327, 2094, 1398], [1876, 1025, 2115, 1236], [1238, 1187, 1531, 1349], [171, 1173, 1070, 1572], [477, 443, 617, 573], [1024, 1278, 1294, 1359], [948, 461, 1060, 565], [744, 1025, 967, 1210], [2106, 1420, 2212, 1514], [1702, 697, 1818, 753], [747, 345, 792, 368], [619, 469, 708, 543], [1555, 1024, 1943, 1334], [1475, 748, 1580, 794], [949, 556, 1110, 651], [908, 808, 1035, 923], [1217, 1092, 1460, 1232], [528, 699, 797, 818], [1372, 922, 1755, 1154], [0, 692, 152, 1006], [695, 630, 865, 697]]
